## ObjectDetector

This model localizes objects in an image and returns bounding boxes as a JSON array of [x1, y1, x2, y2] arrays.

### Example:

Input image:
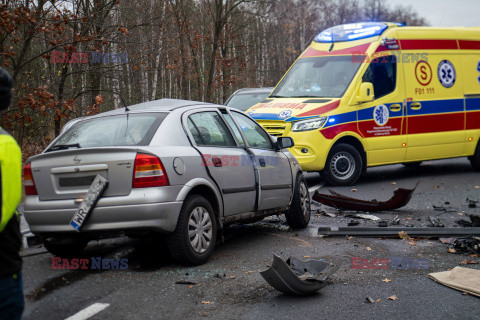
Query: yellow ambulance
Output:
[[247, 22, 480, 185]]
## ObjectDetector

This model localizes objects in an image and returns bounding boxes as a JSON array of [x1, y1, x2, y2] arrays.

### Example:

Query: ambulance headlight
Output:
[[291, 117, 327, 132]]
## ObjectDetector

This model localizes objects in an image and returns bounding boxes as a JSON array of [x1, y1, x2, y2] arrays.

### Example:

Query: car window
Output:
[[222, 113, 246, 147], [188, 112, 236, 147], [362, 55, 396, 99], [51, 113, 165, 149], [231, 112, 273, 150], [187, 118, 203, 145]]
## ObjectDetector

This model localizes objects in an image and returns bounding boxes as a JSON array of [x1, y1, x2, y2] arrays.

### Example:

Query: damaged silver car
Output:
[[23, 99, 311, 265]]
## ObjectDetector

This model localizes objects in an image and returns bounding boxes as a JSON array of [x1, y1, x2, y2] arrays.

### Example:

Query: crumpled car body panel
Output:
[[260, 255, 337, 295]]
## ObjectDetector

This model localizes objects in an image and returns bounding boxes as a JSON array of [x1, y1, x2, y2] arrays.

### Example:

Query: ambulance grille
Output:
[[257, 120, 290, 137]]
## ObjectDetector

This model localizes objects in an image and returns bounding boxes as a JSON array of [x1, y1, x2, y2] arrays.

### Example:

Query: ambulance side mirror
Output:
[[357, 82, 374, 103]]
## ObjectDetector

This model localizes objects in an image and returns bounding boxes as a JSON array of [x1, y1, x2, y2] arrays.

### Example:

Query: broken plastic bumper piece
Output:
[[260, 255, 338, 295], [312, 180, 421, 212]]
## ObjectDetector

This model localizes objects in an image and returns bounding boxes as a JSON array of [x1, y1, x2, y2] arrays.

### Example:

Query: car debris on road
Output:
[[260, 255, 338, 295], [312, 180, 421, 212]]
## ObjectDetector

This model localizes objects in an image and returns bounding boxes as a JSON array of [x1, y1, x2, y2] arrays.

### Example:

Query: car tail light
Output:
[[23, 163, 38, 195], [133, 153, 169, 188]]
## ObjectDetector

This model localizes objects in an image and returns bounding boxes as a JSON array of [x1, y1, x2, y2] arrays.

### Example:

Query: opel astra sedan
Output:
[[23, 99, 311, 265]]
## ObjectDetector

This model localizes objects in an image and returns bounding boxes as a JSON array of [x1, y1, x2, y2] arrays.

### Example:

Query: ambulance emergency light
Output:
[[314, 22, 392, 43]]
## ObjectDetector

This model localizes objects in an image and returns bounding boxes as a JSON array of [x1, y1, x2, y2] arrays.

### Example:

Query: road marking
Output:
[[308, 182, 325, 193], [65, 303, 110, 320]]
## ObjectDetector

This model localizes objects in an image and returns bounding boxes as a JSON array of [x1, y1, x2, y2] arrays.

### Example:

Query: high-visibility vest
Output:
[[0, 126, 22, 233]]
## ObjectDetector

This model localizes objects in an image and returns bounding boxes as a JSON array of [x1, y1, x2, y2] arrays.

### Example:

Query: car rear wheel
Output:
[[323, 143, 362, 186], [42, 236, 89, 257], [470, 142, 480, 171], [167, 195, 217, 265], [285, 175, 311, 229]]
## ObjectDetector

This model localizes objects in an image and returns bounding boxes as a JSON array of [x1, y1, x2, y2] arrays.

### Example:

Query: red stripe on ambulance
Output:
[[296, 100, 341, 117], [399, 39, 458, 50]]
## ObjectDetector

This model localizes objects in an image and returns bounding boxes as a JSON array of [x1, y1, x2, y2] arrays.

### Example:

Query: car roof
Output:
[[90, 99, 218, 117]]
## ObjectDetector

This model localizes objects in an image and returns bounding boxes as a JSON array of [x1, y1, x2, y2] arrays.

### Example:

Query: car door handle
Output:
[[258, 158, 266, 167], [410, 102, 422, 110], [212, 157, 222, 167], [389, 104, 401, 112]]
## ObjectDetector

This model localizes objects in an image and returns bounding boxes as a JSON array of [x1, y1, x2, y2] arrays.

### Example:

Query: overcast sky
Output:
[[387, 0, 480, 27]]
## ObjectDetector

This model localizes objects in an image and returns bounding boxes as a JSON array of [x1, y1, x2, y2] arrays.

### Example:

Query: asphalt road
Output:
[[21, 158, 480, 320]]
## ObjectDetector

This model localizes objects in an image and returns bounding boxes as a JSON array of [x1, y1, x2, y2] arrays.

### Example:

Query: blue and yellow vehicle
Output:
[[247, 22, 480, 185]]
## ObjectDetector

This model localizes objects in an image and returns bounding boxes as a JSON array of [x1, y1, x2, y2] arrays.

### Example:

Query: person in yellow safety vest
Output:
[[0, 67, 24, 320]]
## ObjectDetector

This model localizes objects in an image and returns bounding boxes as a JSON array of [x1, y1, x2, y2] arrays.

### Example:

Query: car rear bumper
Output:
[[23, 188, 184, 234]]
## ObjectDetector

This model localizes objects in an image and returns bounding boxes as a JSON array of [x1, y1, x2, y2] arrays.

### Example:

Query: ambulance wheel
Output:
[[470, 142, 480, 171], [285, 174, 311, 229], [43, 236, 89, 257], [403, 161, 422, 168], [323, 143, 362, 186], [167, 195, 217, 265]]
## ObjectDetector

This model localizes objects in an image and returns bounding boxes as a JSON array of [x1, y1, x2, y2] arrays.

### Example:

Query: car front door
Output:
[[185, 110, 256, 216], [230, 111, 293, 211]]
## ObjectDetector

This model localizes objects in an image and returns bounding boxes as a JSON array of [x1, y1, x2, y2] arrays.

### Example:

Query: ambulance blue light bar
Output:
[[314, 22, 390, 43]]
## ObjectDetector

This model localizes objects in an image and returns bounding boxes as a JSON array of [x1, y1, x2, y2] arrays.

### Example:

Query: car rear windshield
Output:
[[49, 113, 166, 150]]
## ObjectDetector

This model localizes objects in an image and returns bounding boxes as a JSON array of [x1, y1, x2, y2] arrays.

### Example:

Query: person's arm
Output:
[[0, 135, 22, 232]]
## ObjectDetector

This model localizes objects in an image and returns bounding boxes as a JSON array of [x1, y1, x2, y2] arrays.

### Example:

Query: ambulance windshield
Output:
[[270, 56, 363, 98]]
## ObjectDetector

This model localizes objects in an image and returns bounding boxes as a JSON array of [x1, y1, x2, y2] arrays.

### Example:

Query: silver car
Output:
[[23, 99, 311, 265]]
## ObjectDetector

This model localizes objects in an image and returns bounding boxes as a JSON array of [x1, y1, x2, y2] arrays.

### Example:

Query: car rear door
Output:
[[229, 111, 293, 211], [184, 110, 256, 216]]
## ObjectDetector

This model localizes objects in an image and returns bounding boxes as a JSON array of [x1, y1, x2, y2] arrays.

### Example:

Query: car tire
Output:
[[470, 142, 480, 171], [285, 174, 311, 229], [403, 161, 422, 168], [323, 143, 362, 186], [167, 195, 217, 265], [43, 236, 89, 257]]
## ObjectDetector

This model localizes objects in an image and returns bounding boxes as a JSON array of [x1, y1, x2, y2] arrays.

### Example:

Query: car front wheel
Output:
[[167, 195, 217, 265], [285, 175, 311, 229]]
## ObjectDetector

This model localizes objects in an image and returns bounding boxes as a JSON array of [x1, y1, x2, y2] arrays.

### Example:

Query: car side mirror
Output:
[[276, 137, 294, 150], [357, 82, 374, 103]]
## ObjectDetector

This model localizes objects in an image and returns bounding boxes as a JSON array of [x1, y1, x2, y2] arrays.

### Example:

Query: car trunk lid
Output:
[[30, 148, 138, 201]]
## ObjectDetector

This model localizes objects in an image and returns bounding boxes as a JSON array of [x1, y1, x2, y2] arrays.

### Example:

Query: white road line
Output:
[[65, 303, 110, 320], [308, 182, 325, 193]]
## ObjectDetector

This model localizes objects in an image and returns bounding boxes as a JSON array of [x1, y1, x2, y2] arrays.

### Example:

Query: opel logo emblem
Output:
[[73, 156, 81, 164]]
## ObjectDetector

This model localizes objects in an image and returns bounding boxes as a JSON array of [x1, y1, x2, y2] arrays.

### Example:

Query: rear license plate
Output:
[[70, 175, 108, 231]]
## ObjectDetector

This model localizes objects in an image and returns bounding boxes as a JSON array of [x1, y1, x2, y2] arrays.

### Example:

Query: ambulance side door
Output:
[[400, 30, 465, 161]]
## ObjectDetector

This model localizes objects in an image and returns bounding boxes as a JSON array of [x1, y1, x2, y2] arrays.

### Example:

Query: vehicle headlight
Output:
[[291, 117, 327, 132]]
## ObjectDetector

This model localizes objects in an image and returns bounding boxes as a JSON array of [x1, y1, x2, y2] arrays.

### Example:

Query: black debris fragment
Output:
[[378, 221, 388, 227], [175, 280, 198, 285], [428, 216, 444, 228], [452, 237, 480, 255], [260, 255, 338, 296], [318, 226, 480, 238]]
